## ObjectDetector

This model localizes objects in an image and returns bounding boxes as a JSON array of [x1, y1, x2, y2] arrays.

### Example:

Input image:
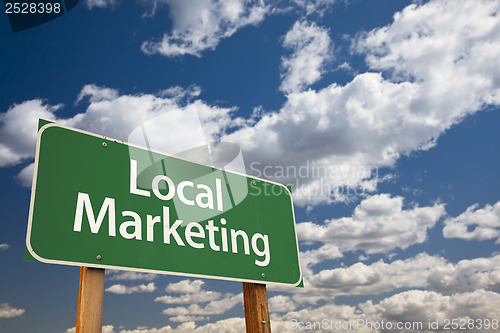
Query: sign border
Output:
[[26, 121, 303, 287]]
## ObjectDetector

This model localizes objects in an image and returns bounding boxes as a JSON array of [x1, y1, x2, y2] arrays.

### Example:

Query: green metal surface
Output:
[[26, 122, 302, 286]]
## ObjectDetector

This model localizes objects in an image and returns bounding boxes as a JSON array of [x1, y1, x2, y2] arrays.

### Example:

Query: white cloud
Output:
[[75, 84, 119, 104], [165, 279, 205, 294], [15, 162, 34, 187], [0, 303, 25, 318], [162, 293, 243, 322], [427, 255, 500, 293], [64, 325, 115, 333], [292, 0, 336, 16], [306, 253, 445, 297], [155, 279, 238, 322], [0, 84, 238, 186], [225, 0, 500, 206], [85, 0, 116, 10], [169, 315, 209, 323], [158, 85, 201, 103], [297, 194, 445, 254], [141, 0, 269, 57], [267, 289, 500, 333], [443, 201, 500, 243], [119, 318, 245, 333], [78, 288, 500, 332], [0, 86, 168, 170], [356, 0, 500, 100], [285, 253, 500, 306], [103, 326, 116, 333], [63, 84, 183, 141], [268, 295, 296, 313], [360, 289, 500, 332], [0, 243, 9, 251], [107, 271, 158, 281], [155, 291, 221, 305], [280, 21, 332, 93], [300, 243, 343, 265], [0, 100, 60, 167], [105, 282, 156, 294], [275, 302, 371, 333], [298, 243, 343, 279]]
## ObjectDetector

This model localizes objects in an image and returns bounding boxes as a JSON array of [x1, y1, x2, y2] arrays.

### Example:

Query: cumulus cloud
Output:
[[158, 85, 201, 103], [164, 279, 205, 294], [0, 84, 239, 186], [155, 291, 221, 305], [107, 271, 158, 281], [267, 289, 500, 333], [298, 243, 343, 279], [297, 194, 445, 254], [66, 287, 500, 332], [0, 100, 60, 167], [109, 288, 500, 332], [225, 0, 500, 205], [284, 253, 500, 307], [118, 318, 245, 333], [154, 279, 242, 322], [356, 0, 500, 99], [360, 289, 500, 332], [280, 20, 332, 93], [276, 304, 371, 332], [0, 85, 169, 170], [141, 0, 268, 57], [105, 282, 156, 294], [427, 255, 500, 293], [268, 295, 296, 313], [64, 325, 115, 333], [306, 253, 445, 297], [75, 84, 119, 104], [85, 0, 116, 10], [162, 293, 243, 322], [443, 201, 500, 243], [15, 163, 35, 187], [300, 243, 343, 266], [0, 303, 25, 318], [292, 0, 336, 16]]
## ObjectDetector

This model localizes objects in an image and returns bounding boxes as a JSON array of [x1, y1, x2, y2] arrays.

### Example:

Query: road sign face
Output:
[[26, 122, 302, 286]]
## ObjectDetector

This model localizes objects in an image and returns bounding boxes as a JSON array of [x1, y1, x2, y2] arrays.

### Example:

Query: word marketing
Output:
[[72, 159, 270, 267]]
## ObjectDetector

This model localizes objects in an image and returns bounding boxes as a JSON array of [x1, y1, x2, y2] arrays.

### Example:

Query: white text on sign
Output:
[[72, 159, 271, 267]]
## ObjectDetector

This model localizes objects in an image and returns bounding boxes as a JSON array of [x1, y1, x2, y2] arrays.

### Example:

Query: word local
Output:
[[72, 159, 270, 267]]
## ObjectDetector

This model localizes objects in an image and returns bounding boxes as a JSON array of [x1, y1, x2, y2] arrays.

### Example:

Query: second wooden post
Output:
[[243, 282, 271, 333]]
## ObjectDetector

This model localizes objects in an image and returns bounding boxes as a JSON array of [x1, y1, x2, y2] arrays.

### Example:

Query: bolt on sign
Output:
[[25, 121, 303, 287]]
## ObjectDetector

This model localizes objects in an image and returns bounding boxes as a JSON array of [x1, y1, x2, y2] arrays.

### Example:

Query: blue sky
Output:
[[1, 0, 500, 332]]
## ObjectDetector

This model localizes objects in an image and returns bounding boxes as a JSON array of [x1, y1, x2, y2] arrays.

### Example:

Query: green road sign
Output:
[[26, 121, 302, 286]]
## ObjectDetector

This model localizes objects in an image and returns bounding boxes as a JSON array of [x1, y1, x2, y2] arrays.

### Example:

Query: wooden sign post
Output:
[[243, 282, 271, 333], [76, 267, 105, 333]]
